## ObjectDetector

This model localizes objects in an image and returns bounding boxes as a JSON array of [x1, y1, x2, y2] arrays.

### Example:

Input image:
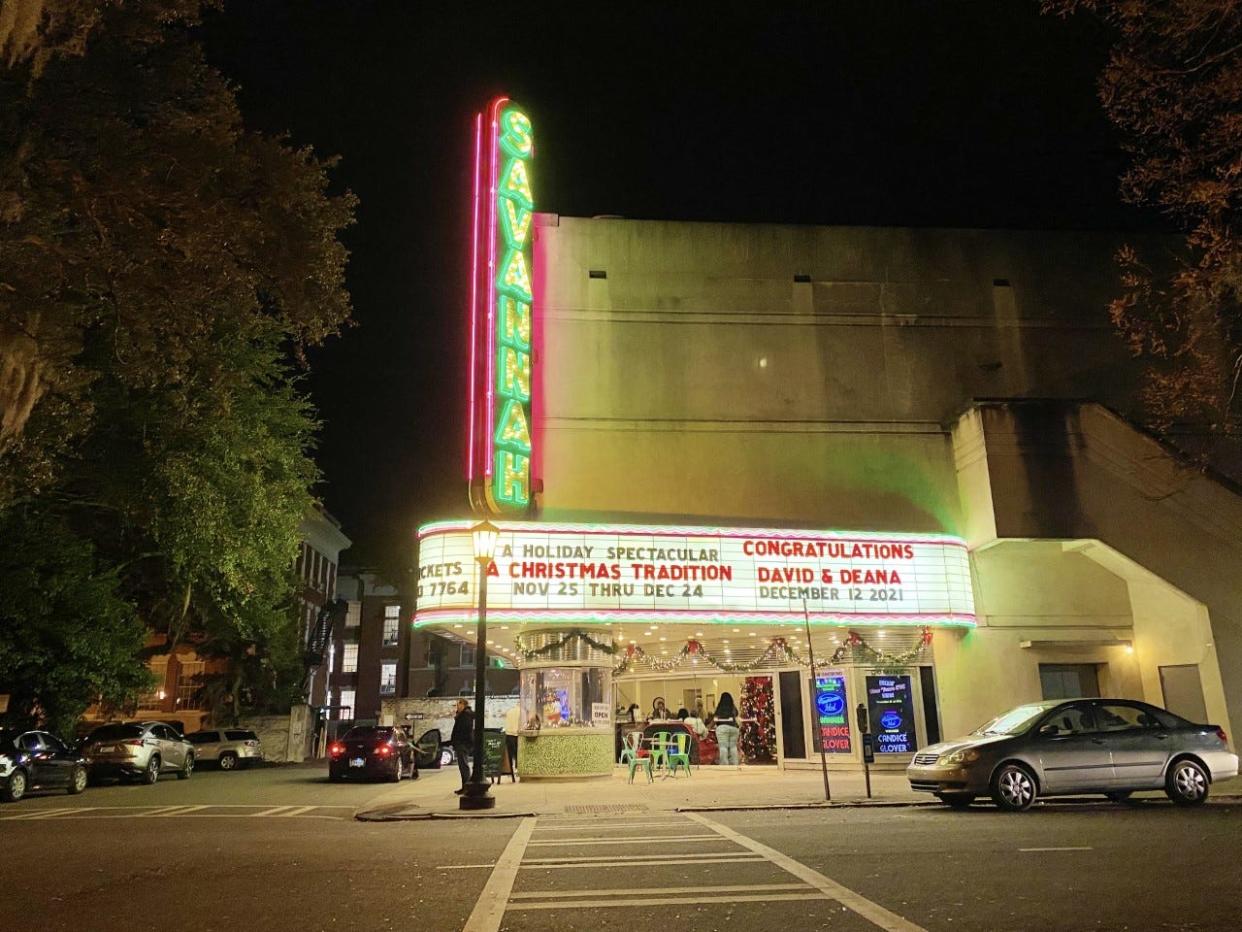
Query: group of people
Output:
[[626, 691, 743, 766]]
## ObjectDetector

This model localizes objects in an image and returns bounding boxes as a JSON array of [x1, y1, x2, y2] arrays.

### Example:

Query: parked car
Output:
[[328, 725, 417, 782], [186, 729, 264, 770], [80, 721, 195, 785], [0, 729, 89, 802], [907, 698, 1238, 811]]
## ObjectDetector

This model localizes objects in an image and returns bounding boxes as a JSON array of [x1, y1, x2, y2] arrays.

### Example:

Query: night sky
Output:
[[201, 1, 1155, 570]]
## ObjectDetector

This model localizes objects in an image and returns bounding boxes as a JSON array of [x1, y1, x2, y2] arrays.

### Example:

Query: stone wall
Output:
[[233, 705, 314, 763]]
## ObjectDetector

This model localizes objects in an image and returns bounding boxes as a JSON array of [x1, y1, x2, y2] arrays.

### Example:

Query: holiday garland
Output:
[[828, 627, 933, 668], [611, 637, 811, 675], [514, 629, 617, 661]]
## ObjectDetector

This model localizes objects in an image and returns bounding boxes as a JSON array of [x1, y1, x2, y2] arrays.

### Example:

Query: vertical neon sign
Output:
[[468, 97, 535, 514]]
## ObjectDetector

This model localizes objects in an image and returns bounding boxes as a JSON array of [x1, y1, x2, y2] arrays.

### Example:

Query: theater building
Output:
[[412, 101, 1240, 778]]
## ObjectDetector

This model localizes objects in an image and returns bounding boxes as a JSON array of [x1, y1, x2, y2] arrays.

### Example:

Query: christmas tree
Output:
[[740, 676, 776, 763]]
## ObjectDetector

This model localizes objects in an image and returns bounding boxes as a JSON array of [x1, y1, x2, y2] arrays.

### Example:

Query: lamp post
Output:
[[460, 519, 499, 811]]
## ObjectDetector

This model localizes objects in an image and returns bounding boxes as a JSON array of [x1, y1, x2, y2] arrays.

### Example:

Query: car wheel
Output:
[[68, 765, 88, 795], [935, 792, 976, 809], [1105, 790, 1134, 804], [1166, 758, 1209, 806], [389, 761, 403, 782], [991, 763, 1037, 812], [143, 755, 161, 785], [177, 754, 194, 780], [219, 752, 238, 772], [2, 769, 27, 802]]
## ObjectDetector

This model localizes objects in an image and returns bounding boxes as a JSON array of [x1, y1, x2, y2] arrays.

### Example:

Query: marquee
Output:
[[415, 521, 975, 628]]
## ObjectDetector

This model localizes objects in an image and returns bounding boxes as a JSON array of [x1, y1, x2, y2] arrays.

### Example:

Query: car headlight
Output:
[[938, 748, 981, 766]]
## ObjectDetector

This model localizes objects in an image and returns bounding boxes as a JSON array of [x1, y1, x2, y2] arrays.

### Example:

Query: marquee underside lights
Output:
[[415, 521, 976, 628], [468, 97, 536, 515]]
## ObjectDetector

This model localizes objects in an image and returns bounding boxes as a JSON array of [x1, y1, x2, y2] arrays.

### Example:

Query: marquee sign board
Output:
[[468, 97, 536, 514], [415, 521, 975, 628]]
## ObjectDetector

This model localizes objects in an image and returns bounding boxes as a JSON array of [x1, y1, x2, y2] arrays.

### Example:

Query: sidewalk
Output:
[[355, 764, 1242, 821]]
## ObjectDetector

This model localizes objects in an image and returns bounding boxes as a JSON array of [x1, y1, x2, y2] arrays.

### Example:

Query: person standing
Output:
[[503, 702, 521, 778], [714, 692, 740, 767], [451, 698, 474, 795]]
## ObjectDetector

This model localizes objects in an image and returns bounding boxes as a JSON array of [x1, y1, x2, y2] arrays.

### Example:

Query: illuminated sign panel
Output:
[[415, 521, 975, 627], [468, 98, 535, 513], [813, 671, 852, 753], [866, 674, 917, 754]]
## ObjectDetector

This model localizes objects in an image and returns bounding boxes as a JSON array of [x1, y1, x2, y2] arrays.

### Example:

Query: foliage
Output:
[[0, 2, 355, 729], [0, 509, 150, 736], [1044, 1, 1242, 449]]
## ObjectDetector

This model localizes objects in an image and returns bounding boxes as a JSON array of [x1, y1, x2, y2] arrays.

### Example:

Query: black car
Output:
[[328, 725, 418, 782], [0, 729, 89, 802]]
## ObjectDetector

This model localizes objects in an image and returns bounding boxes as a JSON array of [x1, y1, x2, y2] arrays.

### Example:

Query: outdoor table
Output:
[[642, 734, 680, 778]]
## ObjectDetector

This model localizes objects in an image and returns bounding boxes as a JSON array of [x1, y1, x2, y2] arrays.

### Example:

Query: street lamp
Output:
[[460, 518, 499, 810]]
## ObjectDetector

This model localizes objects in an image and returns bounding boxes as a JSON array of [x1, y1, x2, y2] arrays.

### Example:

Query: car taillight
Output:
[[328, 742, 344, 757], [376, 744, 392, 757], [123, 739, 144, 747], [1215, 727, 1228, 745], [245, 740, 259, 747]]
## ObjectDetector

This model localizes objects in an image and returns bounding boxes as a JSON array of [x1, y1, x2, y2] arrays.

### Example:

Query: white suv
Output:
[[186, 729, 264, 771]]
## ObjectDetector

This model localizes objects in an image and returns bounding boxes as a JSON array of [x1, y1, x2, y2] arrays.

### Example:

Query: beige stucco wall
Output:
[[528, 215, 1239, 745]]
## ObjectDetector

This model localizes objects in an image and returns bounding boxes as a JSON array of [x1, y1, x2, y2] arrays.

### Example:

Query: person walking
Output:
[[714, 692, 741, 767], [451, 698, 474, 795]]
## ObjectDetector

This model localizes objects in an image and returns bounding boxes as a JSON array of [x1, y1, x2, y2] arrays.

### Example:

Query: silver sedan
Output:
[[907, 698, 1237, 811]]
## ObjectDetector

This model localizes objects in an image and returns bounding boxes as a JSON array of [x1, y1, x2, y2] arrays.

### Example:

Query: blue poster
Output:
[[865, 674, 916, 754], [813, 672, 852, 752]]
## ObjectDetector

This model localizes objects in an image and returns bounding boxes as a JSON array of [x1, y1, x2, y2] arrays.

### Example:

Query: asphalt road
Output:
[[3, 764, 1239, 931]]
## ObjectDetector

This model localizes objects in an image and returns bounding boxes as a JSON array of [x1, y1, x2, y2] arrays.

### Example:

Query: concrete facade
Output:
[[513, 216, 1239, 750]]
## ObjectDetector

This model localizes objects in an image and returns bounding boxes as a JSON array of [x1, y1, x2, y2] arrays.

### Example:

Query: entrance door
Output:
[[1159, 665, 1209, 724], [778, 671, 806, 760]]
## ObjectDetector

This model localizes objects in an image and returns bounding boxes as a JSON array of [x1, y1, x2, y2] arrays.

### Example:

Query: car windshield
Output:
[[973, 704, 1049, 736], [342, 726, 390, 740], [86, 724, 143, 742]]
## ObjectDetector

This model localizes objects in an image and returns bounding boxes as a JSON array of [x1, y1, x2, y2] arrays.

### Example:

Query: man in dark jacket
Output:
[[451, 698, 474, 794]]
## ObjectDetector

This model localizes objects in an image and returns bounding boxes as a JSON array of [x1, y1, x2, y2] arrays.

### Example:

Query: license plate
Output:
[[97, 745, 115, 753], [349, 758, 365, 768]]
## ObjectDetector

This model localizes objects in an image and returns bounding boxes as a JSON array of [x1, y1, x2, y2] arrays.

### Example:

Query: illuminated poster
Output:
[[865, 674, 917, 754], [813, 670, 852, 753], [467, 97, 535, 514]]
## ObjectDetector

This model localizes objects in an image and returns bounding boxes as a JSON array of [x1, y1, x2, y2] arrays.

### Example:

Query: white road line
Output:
[[508, 892, 832, 912], [520, 856, 765, 870], [516, 854, 750, 869], [138, 805, 191, 817], [534, 820, 694, 831], [511, 882, 810, 899], [275, 805, 317, 817], [5, 807, 75, 820], [685, 812, 927, 932], [526, 834, 722, 847], [462, 816, 537, 932], [149, 805, 208, 817], [249, 805, 293, 817], [1019, 846, 1093, 852], [29, 806, 96, 819], [437, 863, 497, 870]]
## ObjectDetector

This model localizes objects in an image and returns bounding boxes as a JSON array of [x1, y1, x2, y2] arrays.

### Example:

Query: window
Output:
[[40, 733, 67, 753], [1041, 703, 1094, 736], [312, 550, 321, 587], [342, 643, 358, 673], [380, 662, 397, 696], [1039, 663, 1100, 700], [18, 733, 43, 752], [459, 644, 475, 668], [141, 658, 168, 707], [383, 604, 401, 646], [176, 660, 205, 709], [1095, 704, 1162, 732], [337, 689, 355, 718], [225, 730, 259, 742], [345, 601, 361, 627], [326, 562, 336, 596]]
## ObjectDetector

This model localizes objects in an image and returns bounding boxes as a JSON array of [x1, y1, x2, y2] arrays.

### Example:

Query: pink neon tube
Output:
[[485, 96, 509, 479], [466, 112, 482, 482]]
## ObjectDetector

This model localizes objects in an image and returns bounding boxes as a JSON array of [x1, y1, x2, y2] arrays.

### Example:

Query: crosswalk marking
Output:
[[508, 892, 833, 912], [511, 882, 810, 899], [144, 805, 208, 817], [525, 834, 721, 847], [6, 807, 75, 821], [523, 851, 761, 864], [0, 803, 350, 821], [520, 856, 765, 870], [275, 805, 317, 817]]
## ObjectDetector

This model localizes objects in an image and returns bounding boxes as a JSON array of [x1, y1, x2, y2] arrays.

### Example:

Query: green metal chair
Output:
[[667, 731, 692, 777], [627, 739, 654, 784], [650, 731, 672, 772], [619, 730, 641, 765]]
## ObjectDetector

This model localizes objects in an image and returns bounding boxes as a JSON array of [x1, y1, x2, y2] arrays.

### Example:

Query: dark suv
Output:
[[80, 722, 195, 784]]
